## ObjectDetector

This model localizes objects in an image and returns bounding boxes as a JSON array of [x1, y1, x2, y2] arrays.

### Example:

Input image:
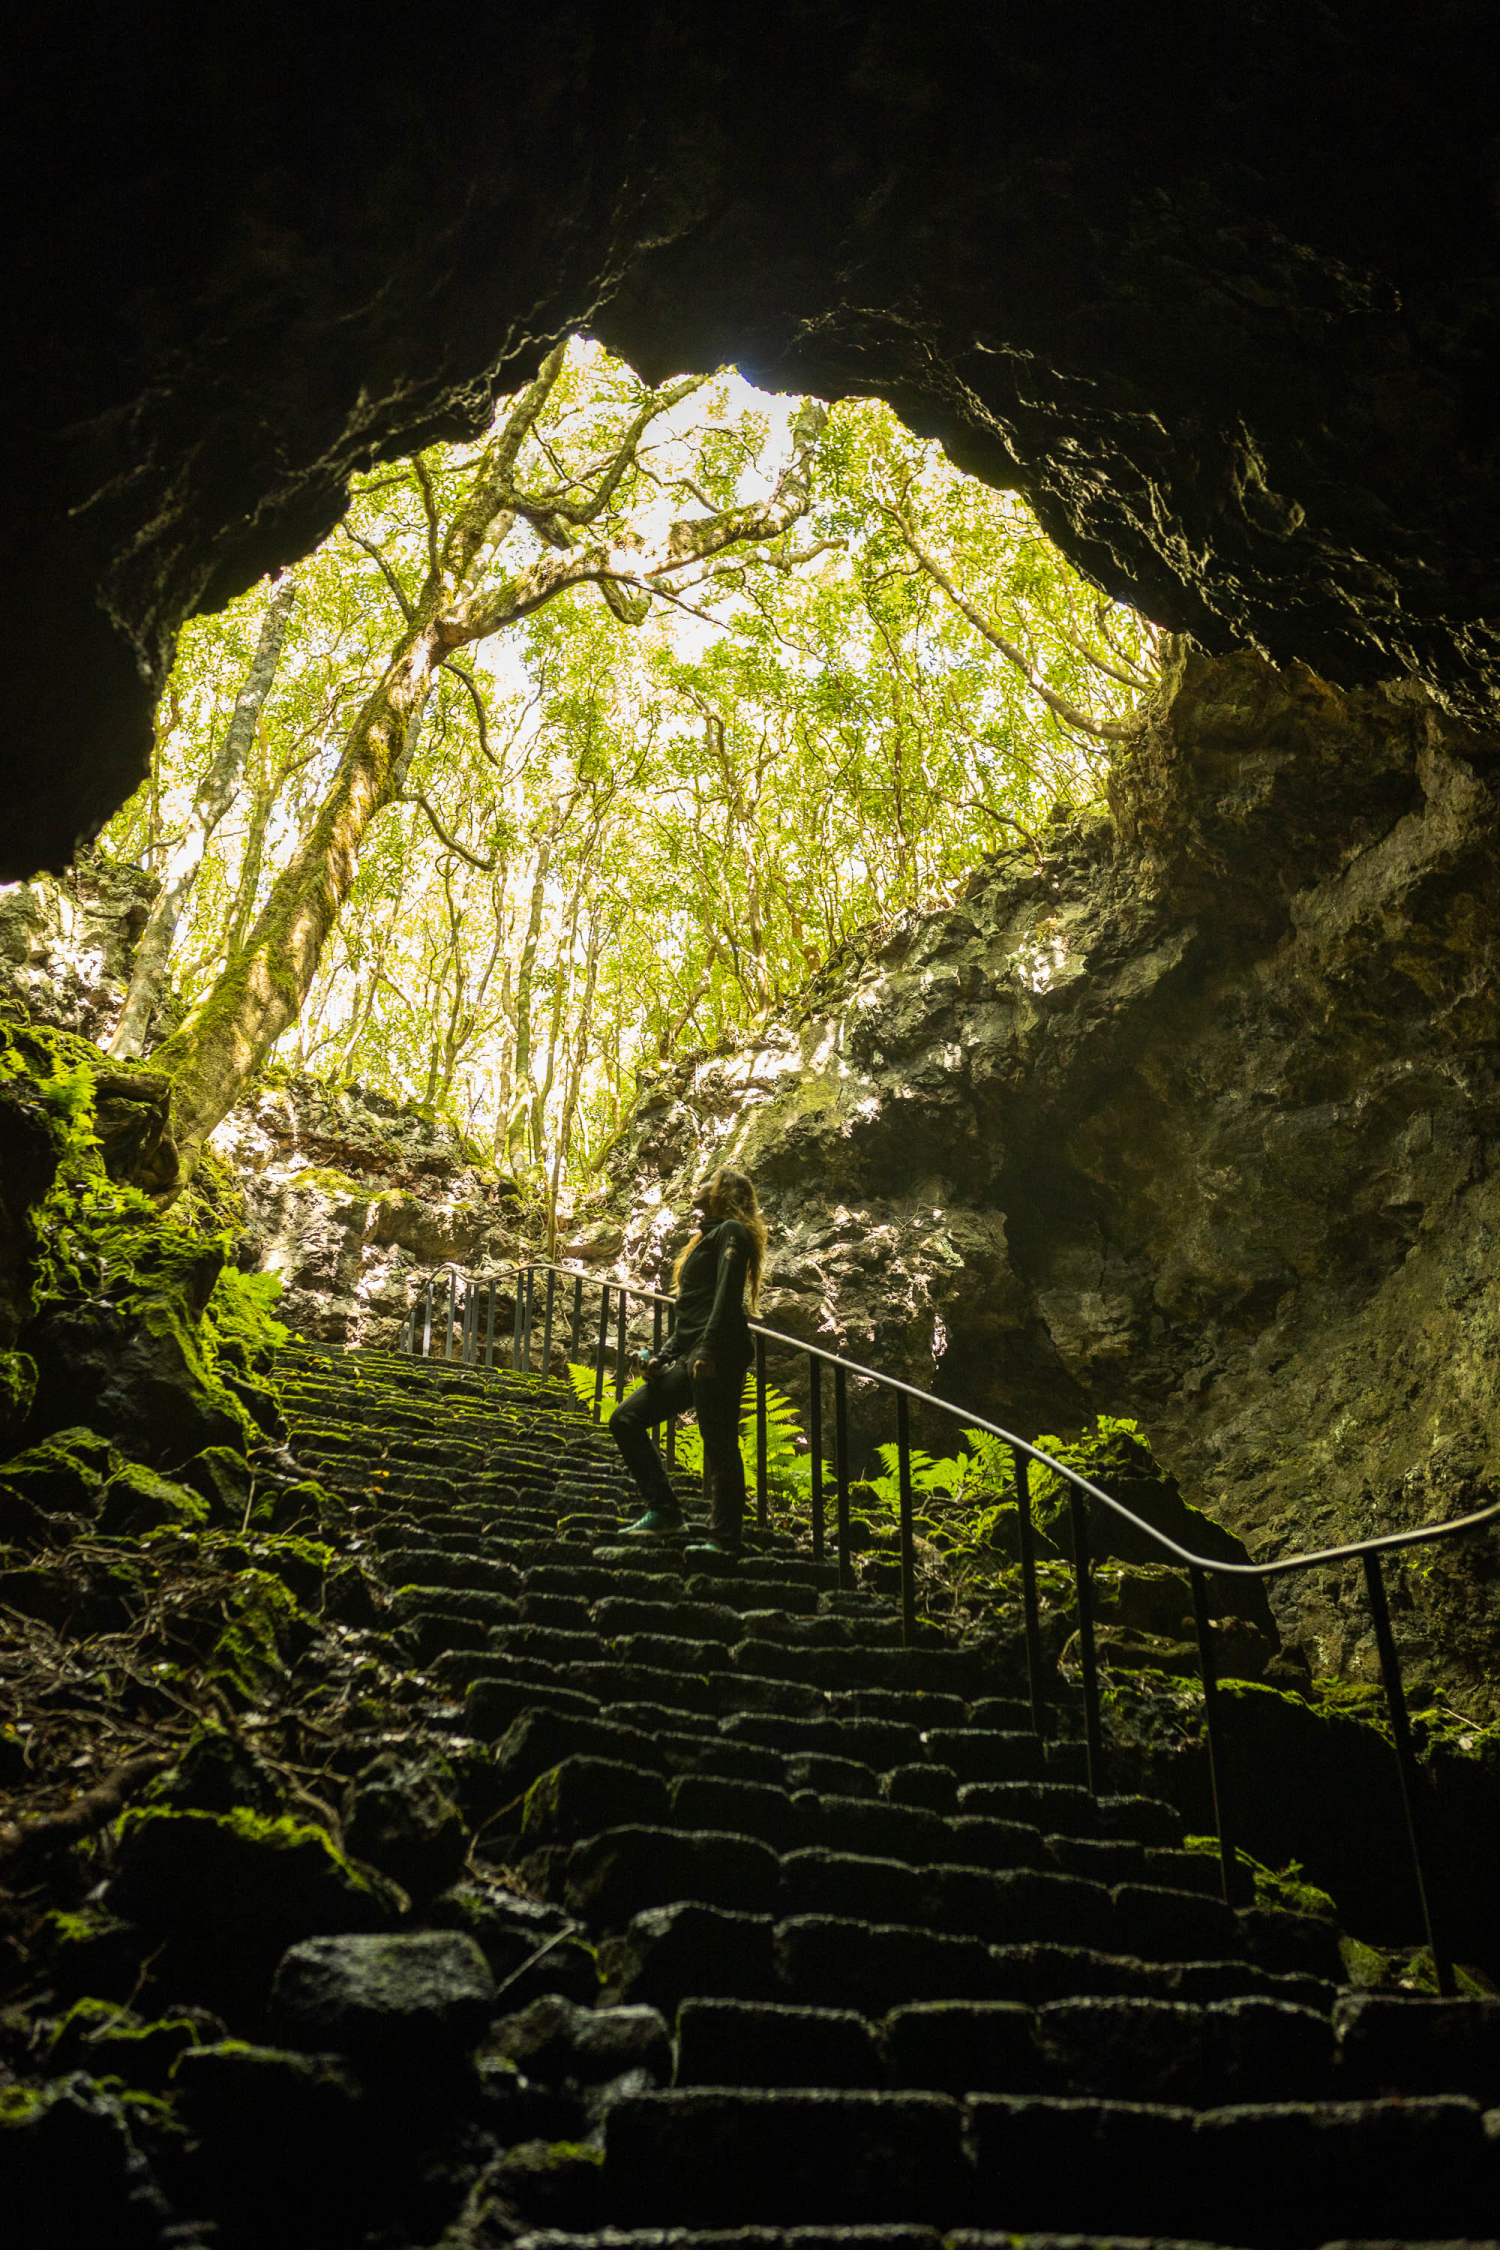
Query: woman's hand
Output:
[[693, 1354, 717, 1379]]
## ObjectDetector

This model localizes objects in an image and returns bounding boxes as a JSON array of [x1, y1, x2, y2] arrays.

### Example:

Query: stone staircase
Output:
[[275, 1339, 1500, 2248]]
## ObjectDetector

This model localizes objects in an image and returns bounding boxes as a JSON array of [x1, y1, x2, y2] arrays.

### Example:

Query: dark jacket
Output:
[[666, 1217, 754, 1368]]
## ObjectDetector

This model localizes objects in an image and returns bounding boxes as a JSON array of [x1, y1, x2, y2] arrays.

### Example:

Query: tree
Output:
[[108, 573, 297, 1060], [106, 348, 1156, 1212], [150, 344, 829, 1178]]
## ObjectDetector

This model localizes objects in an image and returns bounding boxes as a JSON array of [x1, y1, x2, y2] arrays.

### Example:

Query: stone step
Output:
[[670, 1992, 1335, 2104], [597, 2085, 1489, 2236]]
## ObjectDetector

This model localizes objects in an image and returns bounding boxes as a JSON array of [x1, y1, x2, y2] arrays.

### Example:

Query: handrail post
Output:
[[485, 1278, 496, 1370], [1068, 1486, 1106, 1797], [1363, 1550, 1455, 1995], [443, 1269, 454, 1360], [1011, 1446, 1048, 1740], [896, 1390, 917, 1648], [511, 1265, 524, 1370], [834, 1362, 852, 1589], [522, 1265, 535, 1370], [615, 1286, 628, 1401], [755, 1332, 769, 1531], [1190, 1565, 1240, 1907], [809, 1355, 824, 1563], [422, 1277, 433, 1358], [542, 1268, 556, 1377], [570, 1273, 584, 1362], [593, 1284, 611, 1423], [666, 1292, 679, 1467]]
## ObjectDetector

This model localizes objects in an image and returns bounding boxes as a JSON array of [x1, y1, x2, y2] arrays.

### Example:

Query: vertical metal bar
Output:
[[542, 1269, 556, 1377], [422, 1278, 433, 1359], [522, 1266, 535, 1371], [486, 1278, 496, 1371], [443, 1270, 454, 1360], [1011, 1445, 1048, 1740], [834, 1362, 852, 1590], [460, 1282, 470, 1365], [1190, 1565, 1239, 1908], [809, 1356, 824, 1563], [666, 1292, 679, 1468], [615, 1288, 628, 1401], [592, 1285, 610, 1422], [896, 1390, 917, 1648], [1068, 1485, 1106, 1797], [755, 1332, 768, 1531], [510, 1265, 524, 1371], [570, 1274, 584, 1361], [1363, 1550, 1454, 1995]]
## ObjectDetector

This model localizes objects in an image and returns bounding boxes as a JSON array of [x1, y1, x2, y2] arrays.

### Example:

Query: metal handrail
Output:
[[398, 1251, 1495, 1992]]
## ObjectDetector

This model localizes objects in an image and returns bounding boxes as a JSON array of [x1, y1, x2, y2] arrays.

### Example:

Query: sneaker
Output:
[[684, 1535, 741, 1559], [620, 1507, 685, 1537]]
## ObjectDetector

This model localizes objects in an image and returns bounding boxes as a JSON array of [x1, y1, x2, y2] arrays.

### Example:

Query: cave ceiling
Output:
[[4, 2, 1498, 874]]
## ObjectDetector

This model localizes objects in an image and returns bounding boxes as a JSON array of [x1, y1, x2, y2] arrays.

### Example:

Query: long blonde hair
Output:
[[671, 1165, 768, 1310]]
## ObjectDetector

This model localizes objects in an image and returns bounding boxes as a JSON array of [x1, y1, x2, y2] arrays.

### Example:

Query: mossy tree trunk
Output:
[[110, 574, 297, 1061], [152, 356, 827, 1179]]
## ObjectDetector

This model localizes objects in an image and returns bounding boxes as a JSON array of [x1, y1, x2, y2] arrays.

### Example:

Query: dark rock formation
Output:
[[602, 647, 1500, 1711], [6, 6, 1500, 871]]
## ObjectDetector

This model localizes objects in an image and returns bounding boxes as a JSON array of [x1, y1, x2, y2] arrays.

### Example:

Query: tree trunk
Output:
[[153, 626, 439, 1172], [110, 574, 297, 1059], [504, 844, 550, 1173]]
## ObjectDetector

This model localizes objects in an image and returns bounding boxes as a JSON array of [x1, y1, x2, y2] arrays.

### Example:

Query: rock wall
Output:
[[601, 648, 1500, 1713], [0, 860, 526, 1349], [210, 1079, 524, 1349], [8, 8, 1500, 871], [0, 851, 162, 1047]]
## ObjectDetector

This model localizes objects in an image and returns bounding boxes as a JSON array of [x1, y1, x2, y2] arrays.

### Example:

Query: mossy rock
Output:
[[45, 1999, 206, 2092], [0, 1426, 112, 1512], [141, 1726, 285, 1818], [96, 1461, 208, 1537], [39, 1908, 146, 2005], [106, 1808, 387, 2017], [0, 2071, 167, 2250], [175, 1444, 252, 1521], [0, 1350, 36, 1450], [484, 2136, 605, 2227]]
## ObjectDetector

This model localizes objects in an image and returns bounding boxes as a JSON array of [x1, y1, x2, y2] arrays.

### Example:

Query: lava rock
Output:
[[106, 1807, 385, 2014], [269, 1930, 496, 2073], [597, 1902, 777, 2011], [488, 1992, 670, 2086], [342, 1751, 468, 1897]]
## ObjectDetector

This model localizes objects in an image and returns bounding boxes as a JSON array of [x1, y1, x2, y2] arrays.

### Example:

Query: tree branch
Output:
[[878, 498, 1139, 741], [343, 526, 416, 622], [0, 1752, 171, 1872], [439, 659, 500, 769], [398, 789, 497, 871]]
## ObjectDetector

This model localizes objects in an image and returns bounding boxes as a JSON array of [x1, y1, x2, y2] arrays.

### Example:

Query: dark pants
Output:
[[609, 1357, 749, 1546]]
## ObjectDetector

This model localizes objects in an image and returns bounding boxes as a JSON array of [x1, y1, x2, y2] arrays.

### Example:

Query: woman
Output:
[[608, 1165, 767, 1555]]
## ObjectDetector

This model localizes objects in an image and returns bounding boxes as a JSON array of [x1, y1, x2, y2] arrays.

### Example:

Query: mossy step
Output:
[[598, 2083, 1486, 2238]]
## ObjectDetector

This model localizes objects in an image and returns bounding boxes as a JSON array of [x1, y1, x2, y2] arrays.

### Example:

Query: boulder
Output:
[[270, 1930, 496, 2074], [106, 1807, 385, 2015]]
